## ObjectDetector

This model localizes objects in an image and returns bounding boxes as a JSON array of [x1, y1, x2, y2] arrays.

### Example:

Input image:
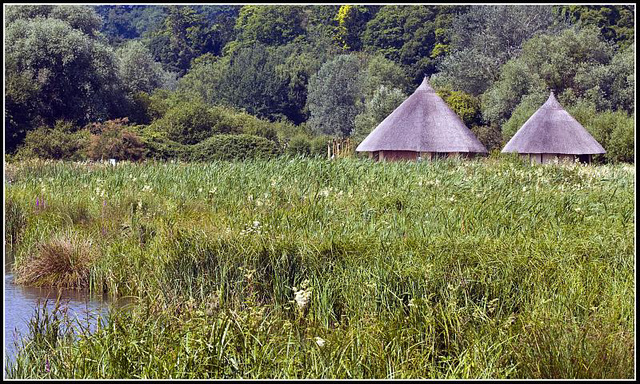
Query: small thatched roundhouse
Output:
[[356, 77, 487, 161], [502, 92, 605, 164]]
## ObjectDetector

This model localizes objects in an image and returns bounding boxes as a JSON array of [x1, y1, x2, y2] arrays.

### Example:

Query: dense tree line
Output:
[[5, 4, 635, 162]]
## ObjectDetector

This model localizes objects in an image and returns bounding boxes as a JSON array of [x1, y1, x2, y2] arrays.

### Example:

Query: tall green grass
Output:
[[5, 157, 635, 378]]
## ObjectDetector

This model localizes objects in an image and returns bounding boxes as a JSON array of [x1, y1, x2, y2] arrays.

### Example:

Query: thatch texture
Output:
[[356, 77, 488, 154], [502, 92, 605, 155]]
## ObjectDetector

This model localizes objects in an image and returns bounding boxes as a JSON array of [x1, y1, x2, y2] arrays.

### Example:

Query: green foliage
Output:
[[500, 92, 549, 142], [574, 43, 634, 113], [607, 115, 635, 163], [306, 54, 366, 137], [481, 27, 613, 127], [17, 121, 89, 161], [567, 101, 635, 164], [6, 4, 103, 36], [333, 5, 377, 51], [151, 100, 233, 145], [235, 5, 306, 46], [554, 5, 634, 48], [136, 125, 187, 160], [437, 88, 482, 128], [435, 5, 557, 95], [310, 136, 331, 157], [471, 125, 503, 152], [287, 135, 312, 156], [88, 118, 146, 161], [5, 15, 125, 152], [147, 5, 228, 76], [353, 85, 406, 140], [362, 5, 440, 83], [187, 134, 281, 161], [361, 55, 411, 100], [116, 40, 173, 94]]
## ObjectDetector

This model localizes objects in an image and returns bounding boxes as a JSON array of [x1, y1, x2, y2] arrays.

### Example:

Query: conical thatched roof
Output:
[[356, 77, 487, 153], [502, 92, 605, 155]]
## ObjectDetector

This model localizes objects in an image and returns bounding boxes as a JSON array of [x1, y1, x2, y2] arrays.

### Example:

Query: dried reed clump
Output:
[[16, 232, 96, 289]]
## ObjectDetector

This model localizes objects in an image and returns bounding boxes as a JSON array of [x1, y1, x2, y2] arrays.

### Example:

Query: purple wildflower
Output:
[[36, 197, 40, 208], [45, 357, 50, 373]]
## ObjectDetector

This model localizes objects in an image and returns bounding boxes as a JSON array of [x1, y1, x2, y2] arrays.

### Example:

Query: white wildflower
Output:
[[253, 220, 260, 228], [293, 280, 312, 310], [314, 337, 326, 347]]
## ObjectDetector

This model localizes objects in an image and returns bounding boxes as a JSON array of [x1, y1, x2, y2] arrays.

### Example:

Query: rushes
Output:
[[15, 231, 96, 288], [4, 157, 635, 379]]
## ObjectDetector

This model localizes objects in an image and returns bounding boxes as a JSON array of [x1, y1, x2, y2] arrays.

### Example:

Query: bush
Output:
[[154, 100, 224, 145], [137, 125, 187, 160], [568, 101, 635, 163], [286, 135, 311, 156], [606, 113, 634, 163], [471, 124, 503, 152], [187, 134, 281, 161], [17, 120, 89, 160], [310, 136, 331, 157], [88, 118, 146, 161]]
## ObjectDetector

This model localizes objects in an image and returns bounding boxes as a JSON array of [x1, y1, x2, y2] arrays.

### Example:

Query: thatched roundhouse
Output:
[[356, 77, 487, 161], [502, 92, 605, 164]]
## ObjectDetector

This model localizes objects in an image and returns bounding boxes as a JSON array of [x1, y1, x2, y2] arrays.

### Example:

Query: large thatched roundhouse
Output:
[[502, 92, 605, 164], [356, 77, 487, 161]]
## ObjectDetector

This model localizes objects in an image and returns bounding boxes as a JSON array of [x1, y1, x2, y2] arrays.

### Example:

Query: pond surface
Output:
[[3, 267, 114, 377]]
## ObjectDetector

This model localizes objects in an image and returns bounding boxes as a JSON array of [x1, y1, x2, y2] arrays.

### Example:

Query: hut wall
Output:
[[379, 150, 418, 162], [522, 153, 580, 164], [542, 153, 574, 164]]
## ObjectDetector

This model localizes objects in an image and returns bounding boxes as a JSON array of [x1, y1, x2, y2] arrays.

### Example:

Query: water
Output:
[[3, 270, 112, 376]]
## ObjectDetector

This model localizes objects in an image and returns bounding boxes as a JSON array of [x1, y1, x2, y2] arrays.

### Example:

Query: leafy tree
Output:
[[481, 26, 614, 126], [176, 53, 227, 105], [147, 5, 222, 76], [362, 5, 439, 83], [6, 4, 102, 36], [574, 43, 634, 113], [287, 135, 312, 156], [153, 99, 232, 145], [117, 41, 173, 94], [435, 88, 482, 128], [234, 5, 306, 47], [214, 44, 290, 121], [353, 85, 406, 140], [333, 5, 378, 51], [6, 16, 125, 152], [554, 5, 634, 48], [435, 5, 558, 95], [306, 54, 366, 137], [361, 55, 411, 100]]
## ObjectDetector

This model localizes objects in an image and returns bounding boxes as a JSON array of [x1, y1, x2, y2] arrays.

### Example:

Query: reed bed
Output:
[[4, 156, 635, 379]]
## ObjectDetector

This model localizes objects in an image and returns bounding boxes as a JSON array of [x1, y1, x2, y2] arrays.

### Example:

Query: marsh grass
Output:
[[5, 157, 635, 379]]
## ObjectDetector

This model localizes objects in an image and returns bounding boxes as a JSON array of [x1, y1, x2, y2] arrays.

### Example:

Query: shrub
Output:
[[287, 135, 312, 156], [17, 120, 89, 160], [310, 136, 331, 157], [88, 118, 146, 161], [155, 100, 223, 145], [187, 134, 281, 161], [607, 114, 634, 163], [471, 124, 503, 152], [137, 125, 187, 160]]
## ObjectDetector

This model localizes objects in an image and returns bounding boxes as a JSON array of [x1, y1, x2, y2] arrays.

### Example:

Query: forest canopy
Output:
[[4, 4, 635, 162]]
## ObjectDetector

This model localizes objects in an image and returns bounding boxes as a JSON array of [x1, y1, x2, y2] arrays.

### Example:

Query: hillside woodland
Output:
[[5, 5, 635, 163]]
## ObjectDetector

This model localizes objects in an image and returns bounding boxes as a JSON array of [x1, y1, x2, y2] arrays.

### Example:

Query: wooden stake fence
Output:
[[327, 138, 353, 160]]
